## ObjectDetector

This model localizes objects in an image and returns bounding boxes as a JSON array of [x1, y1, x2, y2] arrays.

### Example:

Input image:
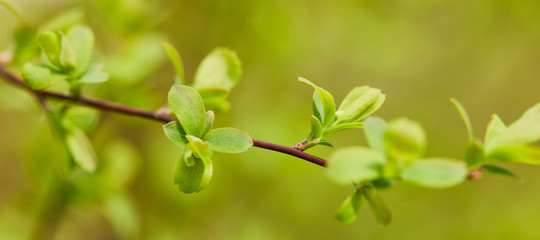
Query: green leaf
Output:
[[185, 135, 212, 165], [173, 144, 213, 194], [323, 122, 364, 136], [450, 98, 474, 141], [192, 48, 242, 91], [168, 85, 207, 137], [401, 158, 467, 188], [77, 69, 108, 84], [65, 25, 94, 76], [163, 121, 189, 149], [490, 102, 540, 148], [487, 145, 540, 165], [336, 86, 385, 124], [384, 117, 426, 162], [197, 88, 231, 112], [482, 164, 518, 179], [204, 111, 214, 137], [364, 117, 387, 157], [464, 140, 484, 167], [326, 147, 385, 185], [299, 77, 336, 127], [335, 188, 362, 225], [307, 115, 323, 141], [62, 120, 97, 172], [203, 127, 253, 153], [63, 106, 99, 132], [39, 7, 84, 32], [484, 114, 507, 152], [21, 63, 66, 90], [38, 31, 76, 71], [162, 41, 185, 84], [362, 185, 391, 226], [318, 140, 334, 148]]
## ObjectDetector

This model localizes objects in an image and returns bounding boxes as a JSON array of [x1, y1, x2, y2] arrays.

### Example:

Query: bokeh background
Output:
[[1, 0, 540, 239]]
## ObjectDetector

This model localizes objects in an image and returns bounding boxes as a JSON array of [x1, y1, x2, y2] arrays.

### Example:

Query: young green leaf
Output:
[[490, 102, 540, 148], [65, 25, 94, 76], [362, 185, 391, 226], [326, 147, 385, 185], [335, 188, 362, 225], [307, 115, 323, 141], [192, 48, 242, 91], [203, 111, 215, 137], [323, 122, 364, 136], [335, 87, 385, 124], [450, 98, 474, 141], [38, 32, 63, 68], [486, 145, 540, 165], [484, 114, 507, 152], [384, 117, 426, 162], [185, 135, 212, 165], [173, 144, 213, 194], [21, 63, 66, 90], [299, 77, 336, 127], [203, 127, 253, 153], [39, 7, 84, 32], [482, 164, 518, 179], [62, 120, 97, 172], [162, 41, 185, 84], [78, 69, 108, 84], [401, 158, 467, 188], [163, 121, 189, 148], [464, 140, 484, 168], [364, 117, 387, 157], [168, 85, 207, 137], [63, 106, 99, 132]]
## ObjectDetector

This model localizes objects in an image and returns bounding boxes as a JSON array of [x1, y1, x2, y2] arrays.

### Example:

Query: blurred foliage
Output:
[[1, 0, 540, 239]]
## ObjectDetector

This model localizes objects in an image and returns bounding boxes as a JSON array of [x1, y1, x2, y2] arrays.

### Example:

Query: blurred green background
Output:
[[1, 0, 540, 239]]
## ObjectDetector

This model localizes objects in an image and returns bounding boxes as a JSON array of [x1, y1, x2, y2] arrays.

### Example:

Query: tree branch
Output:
[[0, 65, 327, 167]]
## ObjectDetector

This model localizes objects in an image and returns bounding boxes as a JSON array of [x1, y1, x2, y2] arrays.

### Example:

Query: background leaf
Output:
[[401, 158, 467, 188], [490, 102, 540, 148], [162, 41, 185, 84], [482, 164, 518, 179], [364, 117, 387, 157], [362, 185, 391, 225], [21, 63, 66, 90], [192, 48, 242, 91], [384, 117, 426, 162], [62, 120, 97, 172], [335, 188, 362, 225], [77, 69, 108, 84], [326, 147, 385, 185], [65, 25, 94, 76]]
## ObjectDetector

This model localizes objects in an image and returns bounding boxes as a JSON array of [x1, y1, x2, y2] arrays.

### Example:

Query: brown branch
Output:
[[0, 65, 328, 167]]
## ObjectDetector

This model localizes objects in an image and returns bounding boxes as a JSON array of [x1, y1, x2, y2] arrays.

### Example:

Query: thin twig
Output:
[[0, 65, 328, 167]]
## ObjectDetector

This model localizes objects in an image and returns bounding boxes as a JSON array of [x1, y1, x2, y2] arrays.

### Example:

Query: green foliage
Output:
[[335, 188, 362, 225], [326, 147, 385, 185], [401, 159, 467, 188], [21, 63, 66, 90], [62, 120, 97, 172], [165, 85, 253, 193], [163, 43, 242, 112], [362, 185, 392, 226]]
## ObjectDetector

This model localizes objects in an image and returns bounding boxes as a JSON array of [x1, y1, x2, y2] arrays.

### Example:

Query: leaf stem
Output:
[[0, 65, 328, 167]]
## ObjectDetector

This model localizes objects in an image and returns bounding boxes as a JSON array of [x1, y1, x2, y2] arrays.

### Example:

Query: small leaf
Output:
[[173, 145, 213, 194], [192, 48, 242, 91], [38, 31, 63, 68], [197, 88, 232, 112], [464, 140, 484, 167], [401, 158, 467, 188], [326, 147, 385, 185], [336, 86, 385, 124], [168, 85, 207, 137], [204, 111, 214, 137], [39, 7, 84, 32], [163, 121, 189, 149], [162, 41, 185, 84], [307, 115, 323, 141], [62, 120, 97, 172], [21, 63, 66, 90], [450, 98, 474, 141], [335, 188, 362, 225], [65, 25, 94, 76], [484, 114, 507, 152], [490, 102, 540, 148], [482, 164, 518, 179], [77, 69, 108, 84], [318, 140, 334, 148], [323, 122, 364, 136], [364, 117, 387, 157], [384, 117, 426, 162], [487, 145, 540, 165], [362, 185, 391, 226], [185, 135, 212, 165], [203, 127, 253, 153], [299, 77, 336, 127], [63, 106, 99, 132]]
